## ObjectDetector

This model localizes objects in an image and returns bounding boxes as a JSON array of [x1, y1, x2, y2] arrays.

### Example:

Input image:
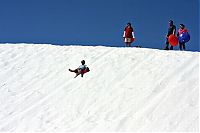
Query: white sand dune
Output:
[[0, 44, 199, 131]]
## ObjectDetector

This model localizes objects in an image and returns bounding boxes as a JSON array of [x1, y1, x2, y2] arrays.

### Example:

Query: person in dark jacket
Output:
[[164, 20, 176, 50]]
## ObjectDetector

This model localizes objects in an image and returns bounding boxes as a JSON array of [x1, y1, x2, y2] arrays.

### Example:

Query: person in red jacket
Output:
[[123, 22, 135, 47]]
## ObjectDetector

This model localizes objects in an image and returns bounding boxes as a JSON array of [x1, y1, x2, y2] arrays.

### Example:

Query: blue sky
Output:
[[0, 0, 199, 51]]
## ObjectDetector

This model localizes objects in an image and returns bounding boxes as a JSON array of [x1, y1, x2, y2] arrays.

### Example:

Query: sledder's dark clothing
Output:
[[69, 65, 90, 78], [179, 42, 186, 50], [167, 25, 176, 37], [165, 25, 176, 50]]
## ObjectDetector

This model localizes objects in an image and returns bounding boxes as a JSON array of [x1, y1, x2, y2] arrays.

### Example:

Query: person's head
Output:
[[127, 22, 131, 27], [180, 24, 185, 29], [169, 20, 173, 26], [81, 60, 85, 65]]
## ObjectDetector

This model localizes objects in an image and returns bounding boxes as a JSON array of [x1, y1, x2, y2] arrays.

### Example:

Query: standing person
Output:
[[123, 22, 135, 47], [164, 20, 176, 50], [177, 24, 188, 50], [69, 60, 90, 78]]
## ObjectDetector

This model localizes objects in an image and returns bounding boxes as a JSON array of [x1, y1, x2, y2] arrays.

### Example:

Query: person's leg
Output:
[[74, 73, 80, 78], [124, 38, 128, 47], [170, 46, 173, 50], [183, 43, 186, 50], [125, 38, 132, 47], [179, 42, 183, 50], [165, 40, 169, 50], [69, 69, 74, 72], [69, 69, 78, 73], [125, 43, 129, 47], [74, 69, 82, 78]]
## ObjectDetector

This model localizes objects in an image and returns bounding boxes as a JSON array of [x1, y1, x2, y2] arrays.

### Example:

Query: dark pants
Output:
[[69, 69, 84, 78], [125, 42, 131, 47], [179, 42, 186, 50], [165, 40, 173, 50], [69, 69, 79, 73]]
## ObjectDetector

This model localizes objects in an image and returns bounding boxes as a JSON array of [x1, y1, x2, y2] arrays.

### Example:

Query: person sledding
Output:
[[69, 60, 90, 78], [123, 22, 135, 47]]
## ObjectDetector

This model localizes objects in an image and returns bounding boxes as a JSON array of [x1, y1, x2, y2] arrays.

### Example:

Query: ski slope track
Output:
[[0, 44, 199, 131]]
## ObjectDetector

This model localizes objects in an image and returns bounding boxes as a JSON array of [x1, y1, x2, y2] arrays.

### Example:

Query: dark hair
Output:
[[169, 20, 173, 24], [127, 22, 131, 26], [81, 60, 85, 65], [180, 24, 185, 28]]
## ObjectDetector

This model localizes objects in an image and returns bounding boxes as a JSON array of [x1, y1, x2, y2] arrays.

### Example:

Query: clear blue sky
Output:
[[0, 0, 199, 51]]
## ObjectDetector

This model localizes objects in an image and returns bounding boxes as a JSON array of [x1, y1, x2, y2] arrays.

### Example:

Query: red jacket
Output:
[[178, 28, 188, 35], [124, 26, 134, 38]]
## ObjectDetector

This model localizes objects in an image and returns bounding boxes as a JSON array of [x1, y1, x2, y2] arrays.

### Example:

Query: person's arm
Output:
[[173, 29, 176, 35], [132, 32, 135, 38], [177, 31, 179, 37], [123, 31, 126, 38], [173, 26, 176, 35], [166, 28, 169, 38]]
